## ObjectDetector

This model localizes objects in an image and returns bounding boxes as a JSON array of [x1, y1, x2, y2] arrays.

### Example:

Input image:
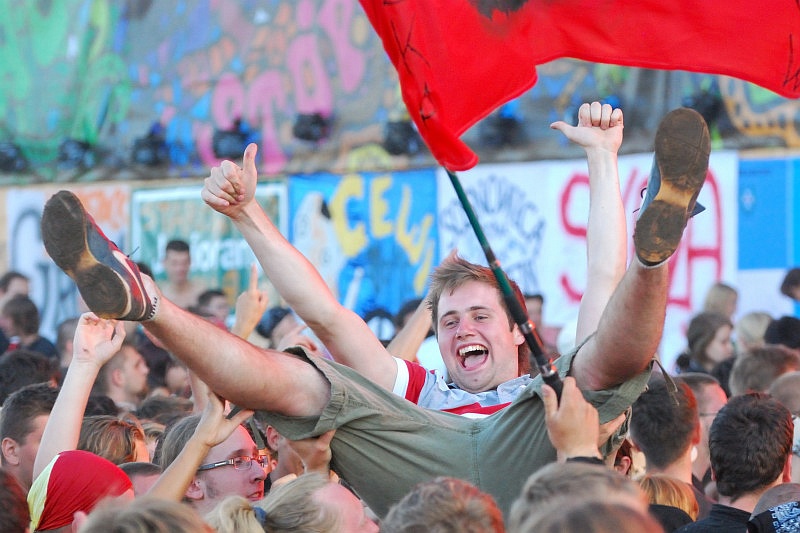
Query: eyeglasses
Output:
[[197, 455, 269, 472]]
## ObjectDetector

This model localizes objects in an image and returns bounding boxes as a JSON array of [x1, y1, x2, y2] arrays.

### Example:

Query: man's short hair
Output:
[[382, 477, 504, 533], [0, 350, 58, 405], [768, 371, 800, 416], [256, 473, 341, 532], [709, 392, 793, 500], [728, 345, 800, 396], [165, 239, 190, 254], [197, 289, 227, 309], [426, 256, 530, 375], [764, 316, 800, 350], [118, 461, 162, 480], [780, 268, 800, 298], [0, 383, 58, 465], [79, 497, 212, 533], [508, 462, 645, 530], [1, 295, 40, 336], [92, 345, 137, 397], [0, 271, 28, 293], [630, 377, 698, 469]]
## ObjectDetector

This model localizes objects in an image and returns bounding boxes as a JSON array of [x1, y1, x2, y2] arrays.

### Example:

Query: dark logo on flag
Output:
[[469, 0, 530, 18]]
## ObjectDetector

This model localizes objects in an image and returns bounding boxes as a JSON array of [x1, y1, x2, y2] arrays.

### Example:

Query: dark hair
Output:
[[780, 268, 800, 298], [524, 293, 544, 304], [728, 344, 800, 396], [0, 467, 29, 531], [394, 298, 424, 330], [136, 261, 154, 278], [165, 239, 190, 253], [1, 295, 40, 336], [0, 271, 28, 293], [427, 255, 530, 375], [0, 350, 58, 405], [676, 312, 732, 371], [0, 383, 58, 463], [197, 289, 227, 309], [709, 393, 793, 500], [135, 395, 194, 427], [630, 377, 698, 469], [764, 316, 800, 350], [256, 307, 293, 339], [119, 460, 162, 475]]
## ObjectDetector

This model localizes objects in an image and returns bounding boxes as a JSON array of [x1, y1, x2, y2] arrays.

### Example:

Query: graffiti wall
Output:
[[289, 169, 437, 331], [437, 152, 739, 370], [1, 0, 799, 181]]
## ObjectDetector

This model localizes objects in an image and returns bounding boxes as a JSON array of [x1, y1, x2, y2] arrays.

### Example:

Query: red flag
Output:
[[359, 0, 800, 171]]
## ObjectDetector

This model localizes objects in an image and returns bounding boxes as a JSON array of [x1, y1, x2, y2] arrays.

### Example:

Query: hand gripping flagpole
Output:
[[446, 169, 562, 399]]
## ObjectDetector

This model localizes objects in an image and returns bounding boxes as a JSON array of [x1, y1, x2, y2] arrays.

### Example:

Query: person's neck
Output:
[[19, 332, 39, 346], [718, 481, 781, 513], [648, 451, 694, 484]]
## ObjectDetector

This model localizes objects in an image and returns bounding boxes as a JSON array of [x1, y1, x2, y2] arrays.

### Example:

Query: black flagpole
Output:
[[446, 169, 562, 398]]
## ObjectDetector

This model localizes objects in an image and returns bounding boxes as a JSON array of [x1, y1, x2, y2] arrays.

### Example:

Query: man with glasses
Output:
[[158, 413, 268, 516]]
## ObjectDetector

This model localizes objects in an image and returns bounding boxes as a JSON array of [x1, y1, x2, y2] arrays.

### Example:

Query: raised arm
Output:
[[201, 144, 397, 391], [550, 102, 626, 345], [33, 313, 125, 479]]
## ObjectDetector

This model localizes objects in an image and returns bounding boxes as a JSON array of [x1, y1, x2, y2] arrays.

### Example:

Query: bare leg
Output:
[[571, 107, 710, 390]]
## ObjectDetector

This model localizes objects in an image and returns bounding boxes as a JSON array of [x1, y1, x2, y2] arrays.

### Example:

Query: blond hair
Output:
[[637, 473, 699, 520]]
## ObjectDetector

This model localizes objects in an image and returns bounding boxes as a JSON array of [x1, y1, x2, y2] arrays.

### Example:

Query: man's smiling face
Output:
[[436, 280, 524, 393]]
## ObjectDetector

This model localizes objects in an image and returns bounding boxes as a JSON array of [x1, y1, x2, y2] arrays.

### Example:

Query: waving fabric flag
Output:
[[359, 0, 800, 171]]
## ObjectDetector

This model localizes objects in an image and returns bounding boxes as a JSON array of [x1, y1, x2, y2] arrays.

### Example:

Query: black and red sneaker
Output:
[[41, 190, 153, 321], [633, 108, 710, 266]]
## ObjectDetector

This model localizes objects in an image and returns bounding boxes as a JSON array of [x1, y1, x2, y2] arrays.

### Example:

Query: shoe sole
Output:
[[41, 191, 145, 319], [634, 108, 710, 265]]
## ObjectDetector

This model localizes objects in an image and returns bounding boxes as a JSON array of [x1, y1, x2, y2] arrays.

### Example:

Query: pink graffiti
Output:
[[319, 0, 365, 92], [288, 33, 333, 115]]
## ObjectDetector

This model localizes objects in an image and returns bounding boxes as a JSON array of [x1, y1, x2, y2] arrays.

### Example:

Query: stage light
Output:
[[58, 139, 95, 169], [383, 120, 422, 156], [292, 112, 331, 142], [0, 142, 29, 172], [212, 118, 249, 159], [131, 122, 168, 166]]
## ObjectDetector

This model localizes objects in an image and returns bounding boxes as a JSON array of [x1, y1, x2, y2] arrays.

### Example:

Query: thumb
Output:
[[549, 120, 570, 132], [542, 384, 558, 420], [243, 143, 259, 177]]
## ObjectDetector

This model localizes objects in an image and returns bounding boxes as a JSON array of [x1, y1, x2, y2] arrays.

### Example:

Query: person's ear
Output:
[[1, 437, 20, 466], [185, 477, 204, 501], [614, 455, 632, 476], [783, 453, 793, 483], [266, 426, 281, 451], [691, 420, 701, 445]]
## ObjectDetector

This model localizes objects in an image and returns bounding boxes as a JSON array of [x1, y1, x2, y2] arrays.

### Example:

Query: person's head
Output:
[[749, 484, 800, 533], [0, 466, 29, 533], [508, 462, 648, 531], [28, 450, 134, 532], [780, 268, 800, 300], [135, 394, 194, 426], [684, 311, 734, 371], [118, 461, 163, 496], [163, 239, 192, 284], [709, 392, 793, 502], [205, 495, 264, 533], [427, 256, 529, 393], [637, 473, 699, 520], [78, 415, 149, 464], [768, 371, 800, 415], [764, 316, 800, 350], [513, 499, 664, 533], [524, 293, 544, 326], [613, 438, 634, 477], [55, 316, 80, 369], [734, 311, 772, 356], [93, 344, 150, 408], [0, 271, 29, 299], [729, 345, 800, 396], [630, 377, 699, 470], [256, 472, 379, 533], [702, 282, 738, 319], [197, 289, 230, 323], [256, 307, 297, 347], [0, 349, 59, 404], [0, 383, 58, 491], [78, 497, 213, 533], [160, 414, 267, 515], [265, 425, 304, 480], [381, 476, 504, 533], [393, 298, 425, 331], [0, 294, 40, 337]]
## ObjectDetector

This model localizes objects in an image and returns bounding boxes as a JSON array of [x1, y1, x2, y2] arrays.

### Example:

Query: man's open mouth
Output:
[[458, 344, 489, 370]]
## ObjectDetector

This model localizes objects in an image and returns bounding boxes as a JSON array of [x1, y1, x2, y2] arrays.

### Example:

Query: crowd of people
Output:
[[1, 102, 799, 532]]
